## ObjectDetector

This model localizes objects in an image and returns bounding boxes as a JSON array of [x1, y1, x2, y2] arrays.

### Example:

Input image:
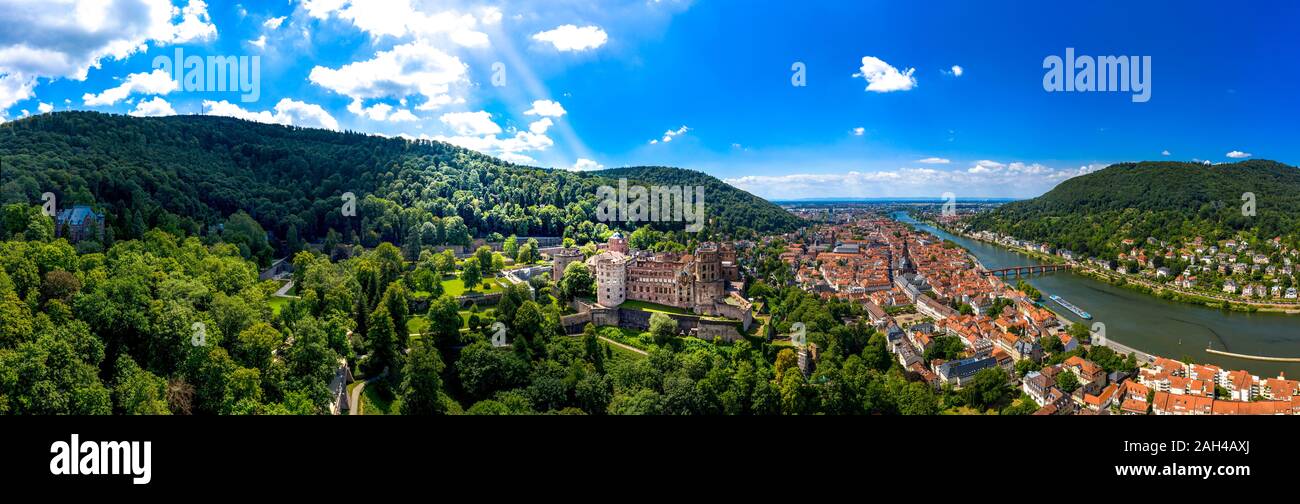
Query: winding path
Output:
[[273, 280, 297, 298], [597, 336, 648, 356], [348, 367, 387, 416]]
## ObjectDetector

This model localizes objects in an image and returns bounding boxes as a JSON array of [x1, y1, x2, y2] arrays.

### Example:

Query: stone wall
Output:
[[559, 298, 743, 342], [696, 319, 744, 343], [561, 312, 594, 333], [458, 292, 503, 308], [408, 295, 431, 315]]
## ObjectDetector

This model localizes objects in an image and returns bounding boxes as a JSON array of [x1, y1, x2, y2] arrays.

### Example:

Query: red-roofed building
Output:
[[1082, 383, 1120, 412], [1261, 376, 1299, 401], [1064, 356, 1106, 386], [1226, 370, 1255, 401], [1211, 400, 1293, 415], [1152, 391, 1214, 415]]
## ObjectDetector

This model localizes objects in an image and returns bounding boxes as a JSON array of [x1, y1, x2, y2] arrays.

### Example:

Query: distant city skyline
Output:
[[0, 1, 1295, 199]]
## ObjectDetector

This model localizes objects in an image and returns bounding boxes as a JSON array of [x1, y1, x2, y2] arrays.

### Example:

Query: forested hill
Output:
[[0, 112, 800, 259], [966, 160, 1300, 257], [594, 166, 804, 233]]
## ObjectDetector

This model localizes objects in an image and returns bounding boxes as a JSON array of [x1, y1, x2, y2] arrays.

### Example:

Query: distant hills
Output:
[[966, 160, 1300, 257], [772, 197, 1020, 204], [0, 112, 800, 256]]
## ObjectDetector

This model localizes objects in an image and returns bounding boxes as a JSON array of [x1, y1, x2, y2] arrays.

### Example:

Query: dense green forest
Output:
[[0, 209, 952, 415], [0, 112, 971, 416], [594, 166, 804, 234], [966, 160, 1300, 258], [0, 112, 800, 266]]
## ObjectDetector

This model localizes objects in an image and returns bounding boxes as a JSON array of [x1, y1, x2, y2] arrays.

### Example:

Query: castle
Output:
[[54, 206, 104, 243], [584, 234, 740, 314]]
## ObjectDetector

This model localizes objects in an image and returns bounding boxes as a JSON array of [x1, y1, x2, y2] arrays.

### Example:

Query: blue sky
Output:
[[1, 0, 1297, 199]]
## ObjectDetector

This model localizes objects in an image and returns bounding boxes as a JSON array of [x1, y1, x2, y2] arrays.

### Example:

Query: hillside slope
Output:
[[966, 160, 1300, 257], [595, 166, 804, 233], [0, 112, 800, 257]]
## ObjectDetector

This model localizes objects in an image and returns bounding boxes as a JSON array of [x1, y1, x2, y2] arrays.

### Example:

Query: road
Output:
[[348, 367, 387, 416], [273, 279, 297, 298]]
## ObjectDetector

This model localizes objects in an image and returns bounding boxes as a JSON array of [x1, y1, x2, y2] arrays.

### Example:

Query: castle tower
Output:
[[694, 243, 721, 283], [608, 232, 628, 255], [587, 252, 627, 307], [552, 248, 584, 284]]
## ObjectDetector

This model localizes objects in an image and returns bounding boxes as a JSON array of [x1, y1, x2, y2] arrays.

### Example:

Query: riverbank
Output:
[[893, 211, 1300, 377], [931, 220, 1300, 315]]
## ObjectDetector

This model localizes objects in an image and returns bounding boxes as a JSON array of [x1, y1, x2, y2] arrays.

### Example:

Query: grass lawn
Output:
[[602, 341, 646, 364], [459, 308, 496, 328], [268, 296, 290, 315], [441, 277, 507, 297], [407, 317, 430, 335], [361, 384, 399, 415], [597, 326, 653, 351], [941, 405, 995, 415], [618, 299, 694, 316]]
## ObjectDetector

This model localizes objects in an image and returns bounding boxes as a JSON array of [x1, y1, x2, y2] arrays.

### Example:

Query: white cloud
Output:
[[1049, 163, 1107, 180], [523, 99, 566, 117], [249, 35, 267, 49], [168, 0, 218, 43], [0, 75, 35, 113], [348, 100, 391, 120], [129, 96, 176, 117], [37, 102, 52, 114], [346, 99, 415, 122], [301, 1, 490, 47], [432, 129, 554, 163], [411, 107, 557, 164], [852, 127, 865, 136], [532, 25, 608, 52], [303, 0, 348, 19], [570, 158, 604, 171], [917, 157, 950, 164], [949, 65, 963, 77], [497, 152, 536, 164], [82, 69, 178, 106], [726, 161, 1105, 200], [263, 16, 287, 30], [654, 125, 689, 143], [479, 6, 502, 25], [387, 109, 419, 122], [852, 56, 916, 93], [0, 0, 216, 111], [528, 117, 553, 134], [309, 40, 468, 111], [1226, 150, 1251, 159], [966, 160, 1006, 174], [203, 98, 340, 130], [1161, 150, 1171, 156], [439, 110, 502, 136]]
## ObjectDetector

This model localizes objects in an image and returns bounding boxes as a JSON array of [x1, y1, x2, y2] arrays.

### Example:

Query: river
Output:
[[893, 211, 1300, 378]]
